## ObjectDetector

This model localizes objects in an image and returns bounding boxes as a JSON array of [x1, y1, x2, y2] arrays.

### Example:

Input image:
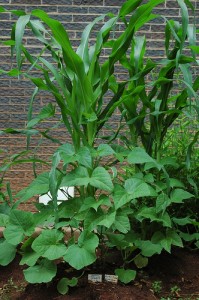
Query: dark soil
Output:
[[0, 248, 199, 300]]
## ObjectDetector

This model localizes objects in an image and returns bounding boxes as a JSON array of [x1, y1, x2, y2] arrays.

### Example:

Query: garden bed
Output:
[[0, 248, 198, 300]]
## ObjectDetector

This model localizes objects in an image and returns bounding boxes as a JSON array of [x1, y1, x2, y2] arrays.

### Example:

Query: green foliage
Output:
[[23, 259, 57, 283], [57, 277, 78, 295], [115, 268, 136, 284], [64, 231, 99, 270], [0, 239, 17, 266], [152, 280, 163, 294], [31, 229, 67, 260], [0, 0, 198, 295]]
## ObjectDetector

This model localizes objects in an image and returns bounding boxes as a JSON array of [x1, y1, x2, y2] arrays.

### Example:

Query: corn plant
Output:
[[0, 0, 163, 151], [114, 0, 199, 163]]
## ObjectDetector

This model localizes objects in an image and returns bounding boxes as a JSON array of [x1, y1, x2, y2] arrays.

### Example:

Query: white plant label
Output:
[[88, 274, 102, 283], [104, 274, 118, 284]]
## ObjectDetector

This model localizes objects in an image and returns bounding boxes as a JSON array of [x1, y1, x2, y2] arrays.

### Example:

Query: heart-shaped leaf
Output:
[[57, 277, 78, 295], [0, 239, 16, 266], [3, 210, 35, 245], [24, 259, 57, 283], [32, 229, 67, 260], [115, 268, 136, 284], [64, 231, 99, 270]]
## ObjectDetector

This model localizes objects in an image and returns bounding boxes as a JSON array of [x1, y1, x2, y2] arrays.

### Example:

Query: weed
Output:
[[170, 285, 181, 297], [151, 280, 163, 294], [0, 277, 26, 300]]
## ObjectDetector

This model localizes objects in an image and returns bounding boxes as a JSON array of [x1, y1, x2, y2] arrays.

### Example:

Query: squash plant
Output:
[[0, 0, 198, 294], [0, 144, 197, 292]]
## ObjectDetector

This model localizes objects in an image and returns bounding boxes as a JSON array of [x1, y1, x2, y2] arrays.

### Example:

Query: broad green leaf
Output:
[[139, 240, 162, 257], [3, 224, 25, 245], [160, 212, 172, 228], [97, 144, 115, 157], [33, 207, 55, 227], [90, 167, 114, 192], [115, 268, 136, 284], [113, 211, 130, 234], [97, 210, 116, 228], [62, 166, 113, 192], [172, 217, 193, 226], [67, 277, 78, 287], [64, 231, 99, 270], [58, 145, 92, 168], [57, 143, 76, 165], [84, 208, 116, 231], [152, 230, 183, 253], [134, 254, 148, 269], [58, 197, 83, 219], [20, 250, 40, 267], [156, 194, 170, 213], [151, 231, 171, 252], [57, 277, 78, 295], [166, 229, 183, 248], [127, 147, 154, 164], [32, 229, 67, 260], [113, 184, 133, 210], [170, 189, 194, 203], [79, 196, 111, 212], [106, 233, 129, 248], [0, 213, 9, 226], [76, 146, 92, 169], [180, 232, 199, 242], [57, 278, 69, 295], [169, 178, 184, 188], [160, 157, 179, 168], [0, 239, 16, 266], [24, 259, 57, 283], [61, 167, 90, 187], [137, 207, 171, 227], [0, 203, 11, 215], [125, 178, 157, 198], [3, 210, 35, 245], [16, 172, 50, 202]]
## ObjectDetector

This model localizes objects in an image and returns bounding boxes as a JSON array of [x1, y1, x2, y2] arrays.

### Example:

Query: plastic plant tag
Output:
[[88, 274, 102, 283], [104, 274, 118, 284]]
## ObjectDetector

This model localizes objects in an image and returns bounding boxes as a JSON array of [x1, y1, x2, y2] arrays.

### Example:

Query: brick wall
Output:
[[0, 0, 198, 208]]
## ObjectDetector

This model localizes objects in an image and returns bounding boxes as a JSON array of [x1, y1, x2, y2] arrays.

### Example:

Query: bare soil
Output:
[[0, 248, 198, 300]]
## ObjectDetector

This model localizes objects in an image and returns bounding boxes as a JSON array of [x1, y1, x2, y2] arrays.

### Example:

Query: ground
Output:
[[0, 248, 198, 300]]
